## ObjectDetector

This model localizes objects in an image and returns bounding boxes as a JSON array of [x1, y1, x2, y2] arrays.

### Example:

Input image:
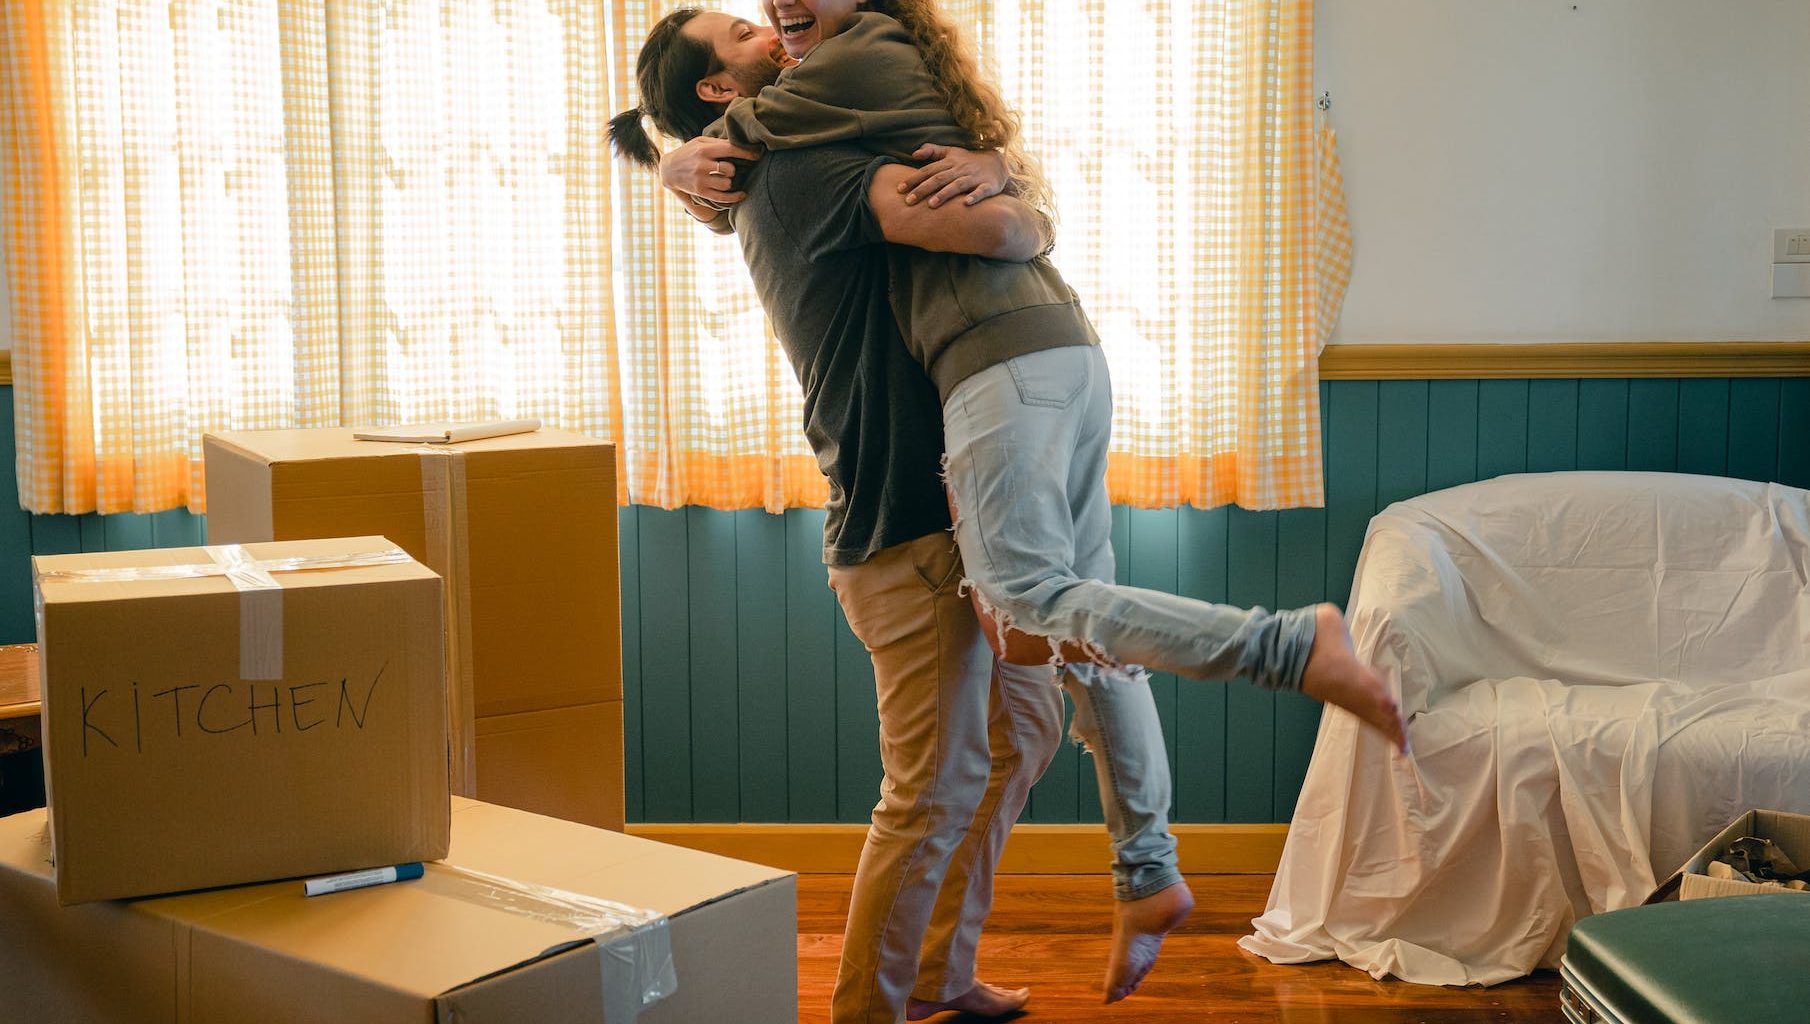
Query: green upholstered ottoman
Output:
[[1560, 894, 1810, 1024]]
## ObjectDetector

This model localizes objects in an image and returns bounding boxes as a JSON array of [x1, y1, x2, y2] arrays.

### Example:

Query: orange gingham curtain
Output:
[[0, 0, 1346, 516]]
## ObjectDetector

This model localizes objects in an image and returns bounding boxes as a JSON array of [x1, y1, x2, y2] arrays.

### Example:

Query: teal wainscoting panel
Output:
[[618, 505, 644, 822], [151, 508, 206, 547], [636, 508, 692, 820], [1626, 380, 1680, 473], [734, 509, 790, 821], [1677, 379, 1730, 477], [1780, 380, 1810, 486], [1425, 380, 1480, 492], [783, 507, 837, 821], [1324, 381, 1379, 611], [1376, 380, 1430, 508], [1171, 504, 1228, 824], [7, 378, 1810, 824], [686, 508, 740, 822], [29, 513, 82, 556], [1728, 380, 1782, 483], [1476, 379, 1530, 479], [1578, 379, 1630, 470], [1526, 379, 1579, 474]]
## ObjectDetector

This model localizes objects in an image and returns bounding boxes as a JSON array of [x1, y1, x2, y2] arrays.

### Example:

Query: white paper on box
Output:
[[353, 419, 542, 444]]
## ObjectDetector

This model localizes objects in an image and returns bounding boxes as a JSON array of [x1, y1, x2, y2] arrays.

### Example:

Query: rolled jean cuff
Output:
[[1118, 866, 1187, 902], [1248, 605, 1318, 693]]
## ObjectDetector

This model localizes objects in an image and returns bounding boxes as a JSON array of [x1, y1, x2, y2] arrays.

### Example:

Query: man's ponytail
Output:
[[608, 107, 661, 169], [607, 7, 726, 173]]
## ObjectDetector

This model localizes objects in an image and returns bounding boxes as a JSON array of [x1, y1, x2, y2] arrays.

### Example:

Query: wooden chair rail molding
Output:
[[628, 823, 1289, 875], [2, 343, 1804, 388], [1317, 341, 1810, 380]]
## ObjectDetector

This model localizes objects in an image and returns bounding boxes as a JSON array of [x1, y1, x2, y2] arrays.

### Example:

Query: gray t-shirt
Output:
[[726, 143, 950, 565]]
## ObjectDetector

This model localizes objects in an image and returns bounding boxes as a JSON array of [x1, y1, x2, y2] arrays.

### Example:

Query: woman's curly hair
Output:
[[868, 0, 1054, 217]]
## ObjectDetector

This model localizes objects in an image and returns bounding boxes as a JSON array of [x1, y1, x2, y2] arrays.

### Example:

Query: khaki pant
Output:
[[827, 532, 1064, 1024]]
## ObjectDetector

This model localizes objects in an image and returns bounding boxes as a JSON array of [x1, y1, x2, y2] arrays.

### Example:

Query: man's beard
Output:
[[729, 53, 784, 95]]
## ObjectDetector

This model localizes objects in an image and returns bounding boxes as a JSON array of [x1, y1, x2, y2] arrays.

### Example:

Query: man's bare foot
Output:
[[905, 980, 1031, 1020], [1299, 603, 1409, 751], [1104, 880, 1194, 1003]]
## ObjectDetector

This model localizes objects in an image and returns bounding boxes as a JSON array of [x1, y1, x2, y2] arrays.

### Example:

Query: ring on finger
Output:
[[708, 160, 730, 179]]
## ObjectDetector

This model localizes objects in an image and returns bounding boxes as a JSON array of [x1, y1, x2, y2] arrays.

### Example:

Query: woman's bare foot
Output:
[[905, 980, 1031, 1020], [1104, 879, 1194, 1003], [1299, 603, 1408, 751]]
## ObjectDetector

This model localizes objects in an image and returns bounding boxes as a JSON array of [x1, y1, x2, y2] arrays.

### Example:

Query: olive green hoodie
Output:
[[704, 12, 1097, 402]]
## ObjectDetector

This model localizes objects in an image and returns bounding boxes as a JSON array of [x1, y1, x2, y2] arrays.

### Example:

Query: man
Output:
[[610, 12, 1064, 1024]]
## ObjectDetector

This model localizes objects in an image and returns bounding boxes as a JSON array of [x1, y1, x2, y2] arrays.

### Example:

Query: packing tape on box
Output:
[[209, 544, 290, 680], [414, 447, 478, 798], [38, 546, 413, 682], [441, 865, 678, 1021]]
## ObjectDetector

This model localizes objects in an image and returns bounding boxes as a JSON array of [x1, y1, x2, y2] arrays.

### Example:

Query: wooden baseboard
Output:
[[1318, 341, 1810, 380], [625, 822, 1288, 875]]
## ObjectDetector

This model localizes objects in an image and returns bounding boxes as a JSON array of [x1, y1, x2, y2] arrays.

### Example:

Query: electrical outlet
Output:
[[1774, 228, 1810, 263]]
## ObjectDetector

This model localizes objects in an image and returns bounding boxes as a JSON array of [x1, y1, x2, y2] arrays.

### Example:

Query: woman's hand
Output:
[[660, 137, 762, 207], [898, 144, 1009, 209]]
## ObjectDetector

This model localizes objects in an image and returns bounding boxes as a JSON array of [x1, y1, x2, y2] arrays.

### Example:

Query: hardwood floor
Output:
[[797, 874, 1565, 1023]]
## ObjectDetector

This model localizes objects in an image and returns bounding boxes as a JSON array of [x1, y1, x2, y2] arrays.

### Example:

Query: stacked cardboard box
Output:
[[204, 427, 624, 830], [0, 798, 798, 1023], [32, 536, 450, 904]]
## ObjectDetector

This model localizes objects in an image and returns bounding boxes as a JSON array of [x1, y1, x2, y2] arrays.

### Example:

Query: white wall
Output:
[[1318, 0, 1810, 344]]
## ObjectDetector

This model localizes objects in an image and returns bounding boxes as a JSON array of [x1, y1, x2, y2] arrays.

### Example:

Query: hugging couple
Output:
[[609, 4, 1406, 1021]]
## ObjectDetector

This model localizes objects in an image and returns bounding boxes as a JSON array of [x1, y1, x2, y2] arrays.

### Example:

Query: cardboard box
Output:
[[476, 700, 624, 830], [1648, 809, 1810, 902], [0, 799, 798, 1024], [33, 536, 449, 905], [204, 428, 624, 829]]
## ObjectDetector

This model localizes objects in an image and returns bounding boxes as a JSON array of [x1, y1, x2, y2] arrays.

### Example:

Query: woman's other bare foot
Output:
[[1299, 603, 1408, 751], [905, 980, 1031, 1020], [1104, 879, 1194, 1003]]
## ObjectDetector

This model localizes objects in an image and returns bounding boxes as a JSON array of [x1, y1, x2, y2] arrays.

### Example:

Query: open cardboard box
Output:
[[1647, 809, 1810, 903], [0, 798, 796, 1023]]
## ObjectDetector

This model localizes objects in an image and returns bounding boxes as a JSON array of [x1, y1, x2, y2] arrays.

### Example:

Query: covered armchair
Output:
[[1241, 472, 1810, 985]]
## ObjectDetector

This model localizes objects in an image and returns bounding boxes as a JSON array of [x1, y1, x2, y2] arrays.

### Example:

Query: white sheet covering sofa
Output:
[[1240, 472, 1810, 985]]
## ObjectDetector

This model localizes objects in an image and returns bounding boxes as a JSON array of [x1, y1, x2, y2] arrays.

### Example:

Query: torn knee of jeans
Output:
[[967, 583, 1137, 677], [1047, 633, 1127, 675], [963, 578, 1014, 656]]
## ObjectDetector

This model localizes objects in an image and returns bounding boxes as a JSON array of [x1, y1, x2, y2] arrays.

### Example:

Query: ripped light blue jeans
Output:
[[942, 343, 1319, 900]]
